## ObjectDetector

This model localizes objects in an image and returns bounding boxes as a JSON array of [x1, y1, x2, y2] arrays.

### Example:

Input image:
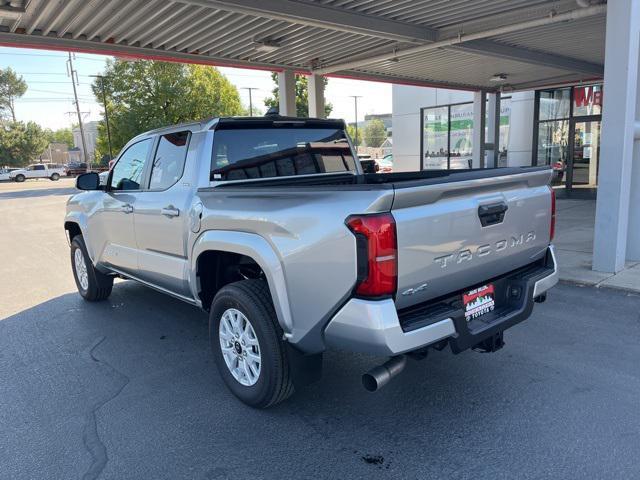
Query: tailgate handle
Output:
[[478, 202, 508, 227]]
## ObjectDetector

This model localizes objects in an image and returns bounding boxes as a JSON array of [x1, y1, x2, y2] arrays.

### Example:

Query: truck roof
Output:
[[130, 116, 346, 141]]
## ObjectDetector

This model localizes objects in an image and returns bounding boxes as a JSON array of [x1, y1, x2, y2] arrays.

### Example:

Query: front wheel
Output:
[[70, 235, 113, 301], [210, 279, 294, 408], [14, 174, 25, 182], [50, 173, 60, 181]]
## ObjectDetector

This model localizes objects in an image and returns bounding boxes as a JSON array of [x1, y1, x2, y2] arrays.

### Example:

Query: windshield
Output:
[[211, 128, 357, 181]]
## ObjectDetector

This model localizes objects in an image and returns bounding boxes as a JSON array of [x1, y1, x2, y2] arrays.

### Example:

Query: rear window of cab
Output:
[[211, 128, 356, 181]]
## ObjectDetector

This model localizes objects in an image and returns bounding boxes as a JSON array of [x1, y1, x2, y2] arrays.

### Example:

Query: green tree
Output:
[[0, 121, 49, 167], [91, 60, 243, 156], [45, 127, 74, 148], [183, 64, 243, 120], [264, 73, 333, 118], [0, 68, 27, 122], [363, 118, 387, 148], [346, 124, 362, 146], [242, 104, 263, 116]]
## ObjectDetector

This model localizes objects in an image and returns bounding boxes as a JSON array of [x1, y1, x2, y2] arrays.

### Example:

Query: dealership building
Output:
[[393, 83, 603, 193]]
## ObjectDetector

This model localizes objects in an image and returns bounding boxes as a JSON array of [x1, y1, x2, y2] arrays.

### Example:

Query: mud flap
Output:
[[285, 343, 323, 387]]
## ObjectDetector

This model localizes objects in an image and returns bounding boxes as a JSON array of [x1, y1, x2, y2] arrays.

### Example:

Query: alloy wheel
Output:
[[218, 308, 261, 386]]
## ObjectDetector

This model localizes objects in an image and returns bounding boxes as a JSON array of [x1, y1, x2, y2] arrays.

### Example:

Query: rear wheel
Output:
[[70, 235, 113, 301], [50, 173, 60, 181], [210, 279, 294, 408], [15, 174, 25, 182]]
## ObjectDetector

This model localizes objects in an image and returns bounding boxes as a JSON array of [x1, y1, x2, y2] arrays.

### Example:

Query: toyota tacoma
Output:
[[65, 114, 558, 408]]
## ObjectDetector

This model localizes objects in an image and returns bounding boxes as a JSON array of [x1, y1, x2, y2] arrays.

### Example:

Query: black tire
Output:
[[210, 279, 294, 408], [70, 235, 113, 301], [50, 173, 60, 181], [15, 174, 25, 182]]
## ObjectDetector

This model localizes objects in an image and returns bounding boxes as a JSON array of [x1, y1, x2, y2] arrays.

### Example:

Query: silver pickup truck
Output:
[[65, 115, 558, 408]]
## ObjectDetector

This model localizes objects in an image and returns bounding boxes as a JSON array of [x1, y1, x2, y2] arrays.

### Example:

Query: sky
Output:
[[0, 47, 392, 131]]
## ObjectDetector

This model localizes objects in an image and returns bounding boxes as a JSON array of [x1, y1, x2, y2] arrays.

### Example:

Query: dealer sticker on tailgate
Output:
[[463, 284, 495, 321]]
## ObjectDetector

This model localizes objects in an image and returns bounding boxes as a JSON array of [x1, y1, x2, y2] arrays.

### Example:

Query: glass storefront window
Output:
[[537, 120, 569, 167], [534, 84, 603, 190], [422, 106, 449, 170], [449, 104, 473, 169], [573, 84, 602, 116], [422, 98, 512, 170], [539, 88, 570, 121], [497, 98, 511, 167]]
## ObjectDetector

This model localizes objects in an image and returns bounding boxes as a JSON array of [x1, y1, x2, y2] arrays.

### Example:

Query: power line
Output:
[[11, 72, 95, 77], [90, 74, 113, 160], [15, 80, 93, 84], [24, 87, 93, 95], [15, 98, 96, 102]]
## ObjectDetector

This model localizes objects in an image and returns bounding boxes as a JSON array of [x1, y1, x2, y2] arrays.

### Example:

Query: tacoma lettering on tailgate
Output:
[[434, 232, 536, 269]]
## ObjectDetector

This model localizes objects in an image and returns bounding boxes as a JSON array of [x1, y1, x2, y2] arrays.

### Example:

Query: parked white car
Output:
[[0, 168, 19, 181], [9, 163, 65, 182]]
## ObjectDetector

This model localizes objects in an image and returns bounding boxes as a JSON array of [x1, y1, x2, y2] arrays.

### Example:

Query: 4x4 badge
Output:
[[401, 283, 428, 296]]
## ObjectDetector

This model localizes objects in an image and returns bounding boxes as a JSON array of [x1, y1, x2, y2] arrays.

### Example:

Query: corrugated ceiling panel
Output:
[[0, 0, 607, 90]]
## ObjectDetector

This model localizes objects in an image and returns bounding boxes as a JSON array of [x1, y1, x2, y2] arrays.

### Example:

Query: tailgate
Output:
[[392, 168, 553, 309]]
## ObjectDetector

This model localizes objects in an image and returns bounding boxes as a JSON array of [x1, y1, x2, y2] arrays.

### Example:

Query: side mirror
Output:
[[76, 172, 101, 191]]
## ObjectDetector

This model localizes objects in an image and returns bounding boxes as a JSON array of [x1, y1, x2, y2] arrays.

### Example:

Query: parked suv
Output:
[[65, 162, 88, 177], [10, 163, 64, 182], [65, 116, 558, 408]]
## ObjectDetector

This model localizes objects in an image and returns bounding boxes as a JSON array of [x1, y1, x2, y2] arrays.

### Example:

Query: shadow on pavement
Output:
[[1, 282, 639, 479], [0, 186, 77, 200]]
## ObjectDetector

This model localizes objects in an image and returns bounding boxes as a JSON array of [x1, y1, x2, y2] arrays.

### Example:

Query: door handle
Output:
[[121, 204, 133, 214], [161, 206, 180, 218], [478, 202, 508, 227]]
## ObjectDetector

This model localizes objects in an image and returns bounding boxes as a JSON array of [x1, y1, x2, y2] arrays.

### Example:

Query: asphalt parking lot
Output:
[[1, 179, 640, 480]]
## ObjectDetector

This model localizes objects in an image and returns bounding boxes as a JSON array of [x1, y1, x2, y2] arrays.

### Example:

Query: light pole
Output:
[[349, 95, 362, 149], [90, 74, 113, 161], [242, 87, 259, 116], [67, 53, 89, 168]]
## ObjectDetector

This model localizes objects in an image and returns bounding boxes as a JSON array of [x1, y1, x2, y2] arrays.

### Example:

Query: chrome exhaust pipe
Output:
[[362, 355, 407, 392]]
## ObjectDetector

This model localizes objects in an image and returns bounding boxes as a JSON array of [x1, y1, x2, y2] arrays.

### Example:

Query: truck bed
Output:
[[203, 166, 553, 311]]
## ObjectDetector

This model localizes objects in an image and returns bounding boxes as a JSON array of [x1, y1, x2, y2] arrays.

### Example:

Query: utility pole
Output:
[[349, 95, 362, 149], [90, 74, 113, 160], [242, 87, 258, 116], [67, 52, 89, 169]]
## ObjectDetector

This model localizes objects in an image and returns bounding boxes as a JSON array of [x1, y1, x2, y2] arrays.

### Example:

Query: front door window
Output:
[[110, 139, 152, 191]]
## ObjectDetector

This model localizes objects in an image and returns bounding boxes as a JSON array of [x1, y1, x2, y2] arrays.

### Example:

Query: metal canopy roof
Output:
[[0, 0, 606, 91]]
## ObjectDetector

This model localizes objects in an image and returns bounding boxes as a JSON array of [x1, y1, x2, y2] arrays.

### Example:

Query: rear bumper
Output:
[[324, 245, 558, 356]]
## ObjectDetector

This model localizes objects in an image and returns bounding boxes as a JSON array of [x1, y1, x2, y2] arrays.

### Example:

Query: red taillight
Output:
[[549, 187, 556, 242], [346, 213, 397, 297]]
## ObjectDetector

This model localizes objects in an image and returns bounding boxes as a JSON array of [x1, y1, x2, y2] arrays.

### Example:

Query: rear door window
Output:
[[211, 128, 356, 181], [148, 131, 190, 190]]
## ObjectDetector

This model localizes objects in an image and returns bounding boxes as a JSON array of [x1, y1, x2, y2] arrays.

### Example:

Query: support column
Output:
[[472, 91, 486, 169], [627, 88, 640, 260], [593, 0, 640, 272], [486, 92, 501, 168], [278, 69, 296, 117], [308, 74, 325, 118]]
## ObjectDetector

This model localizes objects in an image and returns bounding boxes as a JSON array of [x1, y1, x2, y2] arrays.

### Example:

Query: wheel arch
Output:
[[64, 220, 82, 244], [63, 212, 96, 261], [191, 230, 293, 337]]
